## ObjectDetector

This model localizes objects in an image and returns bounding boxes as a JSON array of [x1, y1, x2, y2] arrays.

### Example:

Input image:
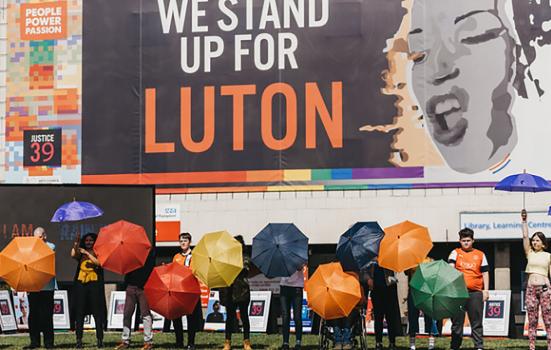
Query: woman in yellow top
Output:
[[71, 233, 106, 349], [522, 210, 551, 350]]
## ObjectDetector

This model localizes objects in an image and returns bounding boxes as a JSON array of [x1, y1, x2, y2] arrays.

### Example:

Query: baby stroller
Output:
[[318, 306, 368, 350]]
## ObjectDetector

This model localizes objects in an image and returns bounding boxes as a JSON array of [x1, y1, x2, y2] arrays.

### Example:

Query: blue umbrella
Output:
[[494, 171, 551, 208], [251, 223, 308, 278], [51, 200, 104, 222], [336, 222, 384, 272]]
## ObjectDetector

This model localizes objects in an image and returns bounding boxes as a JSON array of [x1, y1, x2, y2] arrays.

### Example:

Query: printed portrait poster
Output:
[[12, 291, 29, 330], [290, 291, 313, 333], [107, 291, 136, 329], [249, 291, 272, 333], [204, 290, 226, 331], [53, 290, 70, 329], [0, 290, 17, 332]]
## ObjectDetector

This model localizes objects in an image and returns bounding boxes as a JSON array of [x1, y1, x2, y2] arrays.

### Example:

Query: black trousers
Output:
[[225, 299, 250, 341], [451, 291, 484, 349], [28, 291, 54, 348], [371, 285, 402, 343], [168, 300, 203, 346], [280, 286, 303, 344], [74, 281, 105, 342]]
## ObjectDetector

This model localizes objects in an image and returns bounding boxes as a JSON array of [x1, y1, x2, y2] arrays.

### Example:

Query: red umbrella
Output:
[[144, 262, 201, 320], [94, 220, 152, 274]]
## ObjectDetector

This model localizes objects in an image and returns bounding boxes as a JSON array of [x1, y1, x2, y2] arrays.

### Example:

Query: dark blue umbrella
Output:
[[336, 222, 384, 271], [51, 200, 104, 222], [251, 223, 308, 278], [494, 171, 551, 208]]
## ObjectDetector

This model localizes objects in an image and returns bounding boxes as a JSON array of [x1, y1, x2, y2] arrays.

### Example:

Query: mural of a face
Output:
[[409, 0, 518, 173]]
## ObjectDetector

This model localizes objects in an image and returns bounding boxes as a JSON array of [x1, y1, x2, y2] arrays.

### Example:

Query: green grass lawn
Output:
[[0, 332, 539, 350]]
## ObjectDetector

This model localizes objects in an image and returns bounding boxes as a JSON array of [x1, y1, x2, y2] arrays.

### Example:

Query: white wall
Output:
[[157, 187, 551, 244]]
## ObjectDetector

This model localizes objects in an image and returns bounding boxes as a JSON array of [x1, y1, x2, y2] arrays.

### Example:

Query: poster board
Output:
[[53, 290, 70, 329], [0, 290, 17, 332], [12, 291, 29, 330], [249, 291, 272, 333], [204, 291, 226, 332], [107, 291, 136, 329]]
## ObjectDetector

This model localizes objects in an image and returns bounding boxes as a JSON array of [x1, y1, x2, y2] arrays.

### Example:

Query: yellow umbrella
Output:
[[0, 237, 55, 291], [191, 231, 243, 288]]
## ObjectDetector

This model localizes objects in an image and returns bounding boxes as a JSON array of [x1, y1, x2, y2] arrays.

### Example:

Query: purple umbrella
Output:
[[494, 170, 551, 208], [51, 200, 104, 222]]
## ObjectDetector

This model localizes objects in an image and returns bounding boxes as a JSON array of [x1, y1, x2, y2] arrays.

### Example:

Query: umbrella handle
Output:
[[523, 192, 526, 210]]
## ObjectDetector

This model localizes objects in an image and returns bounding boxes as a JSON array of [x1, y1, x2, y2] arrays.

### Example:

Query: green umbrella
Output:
[[409, 260, 469, 320]]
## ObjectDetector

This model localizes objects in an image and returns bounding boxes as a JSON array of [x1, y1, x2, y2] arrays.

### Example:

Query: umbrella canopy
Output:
[[304, 262, 361, 320], [51, 200, 103, 222], [0, 237, 55, 291], [495, 171, 551, 208], [94, 220, 152, 275], [191, 231, 243, 288], [409, 260, 469, 320], [336, 222, 384, 271], [251, 223, 308, 278], [144, 262, 201, 320], [378, 221, 433, 272]]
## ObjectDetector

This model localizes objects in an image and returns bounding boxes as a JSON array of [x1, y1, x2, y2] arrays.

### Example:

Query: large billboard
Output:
[[4, 0, 551, 191]]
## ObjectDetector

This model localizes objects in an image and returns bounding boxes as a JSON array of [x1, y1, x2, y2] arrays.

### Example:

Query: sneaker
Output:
[[294, 344, 301, 350], [332, 343, 342, 350], [23, 345, 39, 350], [243, 339, 252, 350], [114, 342, 130, 350], [141, 342, 153, 350], [186, 346, 196, 350], [97, 339, 104, 348], [342, 344, 353, 350], [375, 343, 383, 350], [388, 343, 397, 350], [280, 344, 290, 350]]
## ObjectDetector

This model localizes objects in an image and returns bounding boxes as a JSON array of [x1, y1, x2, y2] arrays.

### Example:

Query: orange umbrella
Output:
[[304, 262, 361, 320], [144, 262, 201, 320], [94, 220, 152, 275], [378, 220, 433, 272], [0, 237, 55, 291]]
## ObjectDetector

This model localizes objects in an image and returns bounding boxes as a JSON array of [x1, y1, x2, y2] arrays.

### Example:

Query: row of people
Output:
[[22, 209, 551, 350]]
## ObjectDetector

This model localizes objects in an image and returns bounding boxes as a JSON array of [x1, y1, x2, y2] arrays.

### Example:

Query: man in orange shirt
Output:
[[165, 232, 204, 350], [448, 228, 489, 350]]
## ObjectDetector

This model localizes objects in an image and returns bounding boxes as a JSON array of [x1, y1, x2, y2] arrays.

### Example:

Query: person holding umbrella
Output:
[[219, 235, 252, 350], [366, 262, 401, 350], [71, 232, 106, 349], [405, 257, 436, 350], [280, 265, 306, 350], [521, 210, 551, 350], [115, 249, 156, 350], [448, 228, 489, 350], [25, 227, 56, 350], [164, 232, 203, 350]]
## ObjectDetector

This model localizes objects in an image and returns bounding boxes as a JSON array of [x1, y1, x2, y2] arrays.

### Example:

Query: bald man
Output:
[[25, 227, 56, 349]]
